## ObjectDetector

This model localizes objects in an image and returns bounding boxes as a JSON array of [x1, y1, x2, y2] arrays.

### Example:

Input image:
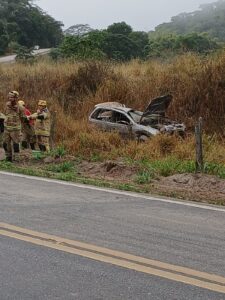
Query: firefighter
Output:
[[28, 100, 51, 152], [0, 113, 5, 148], [3, 91, 26, 161], [18, 100, 36, 150]]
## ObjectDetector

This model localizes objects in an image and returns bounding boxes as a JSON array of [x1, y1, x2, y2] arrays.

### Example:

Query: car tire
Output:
[[137, 134, 149, 142]]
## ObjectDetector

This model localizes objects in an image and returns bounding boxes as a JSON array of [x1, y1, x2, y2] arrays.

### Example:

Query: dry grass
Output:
[[0, 54, 225, 164]]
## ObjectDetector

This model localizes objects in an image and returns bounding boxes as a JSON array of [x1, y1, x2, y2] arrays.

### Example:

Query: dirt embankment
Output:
[[78, 160, 225, 204]]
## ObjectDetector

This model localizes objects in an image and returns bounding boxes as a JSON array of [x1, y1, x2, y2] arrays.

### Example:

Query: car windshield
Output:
[[128, 110, 142, 123]]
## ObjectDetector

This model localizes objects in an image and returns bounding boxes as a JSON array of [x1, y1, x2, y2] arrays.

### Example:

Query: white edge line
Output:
[[0, 171, 225, 213]]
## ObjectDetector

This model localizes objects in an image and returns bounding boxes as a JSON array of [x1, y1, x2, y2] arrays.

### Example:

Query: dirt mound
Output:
[[155, 173, 225, 202], [79, 160, 137, 182]]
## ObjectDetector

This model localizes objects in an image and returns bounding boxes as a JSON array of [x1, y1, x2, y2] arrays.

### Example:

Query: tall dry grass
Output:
[[0, 54, 225, 163]]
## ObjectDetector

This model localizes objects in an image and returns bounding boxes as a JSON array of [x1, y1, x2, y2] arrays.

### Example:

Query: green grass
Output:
[[203, 162, 225, 179], [133, 157, 225, 182], [0, 160, 149, 194], [135, 169, 154, 184], [135, 157, 196, 179], [50, 145, 66, 158], [46, 161, 75, 173], [90, 152, 104, 162]]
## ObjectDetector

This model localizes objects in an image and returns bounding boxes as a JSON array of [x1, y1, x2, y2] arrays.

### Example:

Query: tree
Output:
[[107, 22, 132, 36], [64, 24, 94, 36], [129, 31, 149, 58], [58, 22, 150, 61], [60, 34, 106, 60], [0, 0, 63, 54], [147, 33, 220, 59], [151, 0, 225, 42], [0, 20, 9, 54], [101, 32, 137, 61]]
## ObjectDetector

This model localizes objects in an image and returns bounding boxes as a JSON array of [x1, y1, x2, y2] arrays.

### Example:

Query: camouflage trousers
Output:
[[3, 130, 21, 160], [21, 126, 36, 149], [36, 135, 50, 152]]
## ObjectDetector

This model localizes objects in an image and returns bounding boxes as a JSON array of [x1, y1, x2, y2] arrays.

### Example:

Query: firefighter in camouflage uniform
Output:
[[18, 100, 36, 150], [28, 100, 51, 152], [3, 91, 26, 161]]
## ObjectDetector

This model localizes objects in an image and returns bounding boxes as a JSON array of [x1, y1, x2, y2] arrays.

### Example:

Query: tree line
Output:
[[0, 0, 224, 60], [0, 0, 63, 55], [54, 22, 149, 61], [152, 0, 225, 41], [53, 21, 221, 61], [55, 0, 225, 61]]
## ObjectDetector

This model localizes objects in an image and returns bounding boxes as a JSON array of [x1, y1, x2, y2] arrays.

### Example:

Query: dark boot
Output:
[[13, 143, 20, 153], [30, 143, 36, 150], [39, 144, 46, 152], [13, 143, 20, 161], [21, 141, 28, 149], [6, 156, 12, 162], [3, 142, 7, 152]]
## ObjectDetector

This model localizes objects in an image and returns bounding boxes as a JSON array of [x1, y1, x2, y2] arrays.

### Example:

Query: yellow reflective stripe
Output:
[[35, 130, 50, 136], [5, 125, 21, 129], [5, 128, 21, 131]]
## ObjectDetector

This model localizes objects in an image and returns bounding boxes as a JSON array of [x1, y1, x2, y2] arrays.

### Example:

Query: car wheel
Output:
[[177, 131, 186, 139], [137, 134, 149, 142]]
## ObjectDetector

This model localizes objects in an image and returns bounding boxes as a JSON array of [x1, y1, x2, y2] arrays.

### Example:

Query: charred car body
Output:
[[89, 95, 186, 141]]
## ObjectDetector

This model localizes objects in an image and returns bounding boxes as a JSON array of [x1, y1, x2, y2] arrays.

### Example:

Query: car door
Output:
[[108, 111, 133, 138]]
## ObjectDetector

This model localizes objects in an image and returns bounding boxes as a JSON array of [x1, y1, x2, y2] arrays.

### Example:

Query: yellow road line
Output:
[[1, 222, 225, 294]]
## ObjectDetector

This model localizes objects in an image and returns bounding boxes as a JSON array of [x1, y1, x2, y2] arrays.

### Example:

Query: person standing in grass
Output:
[[3, 91, 26, 162], [28, 100, 51, 152], [18, 100, 36, 150]]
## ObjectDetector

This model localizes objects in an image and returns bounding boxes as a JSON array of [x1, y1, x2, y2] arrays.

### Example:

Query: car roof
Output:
[[94, 103, 133, 113]]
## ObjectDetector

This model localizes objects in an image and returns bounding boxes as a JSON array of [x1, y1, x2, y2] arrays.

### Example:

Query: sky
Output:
[[36, 0, 215, 31]]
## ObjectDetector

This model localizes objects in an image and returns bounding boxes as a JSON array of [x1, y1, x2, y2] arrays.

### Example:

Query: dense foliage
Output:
[[151, 0, 225, 41], [0, 0, 63, 54], [147, 33, 220, 59], [57, 22, 149, 61], [58, 12, 224, 61], [2, 0, 225, 60], [64, 24, 94, 36]]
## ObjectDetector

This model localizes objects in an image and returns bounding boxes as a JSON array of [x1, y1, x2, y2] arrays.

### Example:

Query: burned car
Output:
[[89, 95, 186, 141]]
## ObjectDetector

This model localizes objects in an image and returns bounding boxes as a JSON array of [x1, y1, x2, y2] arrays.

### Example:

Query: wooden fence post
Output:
[[195, 117, 204, 172]]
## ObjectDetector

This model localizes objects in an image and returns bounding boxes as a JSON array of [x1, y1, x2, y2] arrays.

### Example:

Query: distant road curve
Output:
[[0, 48, 51, 64]]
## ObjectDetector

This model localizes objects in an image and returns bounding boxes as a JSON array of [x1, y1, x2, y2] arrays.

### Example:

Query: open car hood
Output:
[[141, 94, 173, 118]]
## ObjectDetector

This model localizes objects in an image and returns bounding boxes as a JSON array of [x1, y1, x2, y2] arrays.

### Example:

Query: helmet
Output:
[[8, 91, 19, 98], [18, 100, 25, 106], [38, 100, 47, 106]]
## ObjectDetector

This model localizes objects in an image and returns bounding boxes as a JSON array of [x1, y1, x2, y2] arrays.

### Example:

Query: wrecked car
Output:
[[89, 95, 186, 141]]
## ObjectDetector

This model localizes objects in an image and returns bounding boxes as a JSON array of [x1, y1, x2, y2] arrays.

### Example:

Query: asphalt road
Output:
[[0, 49, 50, 64], [0, 172, 225, 299]]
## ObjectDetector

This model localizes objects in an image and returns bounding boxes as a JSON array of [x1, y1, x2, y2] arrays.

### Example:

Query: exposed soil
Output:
[[154, 173, 225, 203], [78, 161, 225, 203], [78, 160, 138, 182]]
